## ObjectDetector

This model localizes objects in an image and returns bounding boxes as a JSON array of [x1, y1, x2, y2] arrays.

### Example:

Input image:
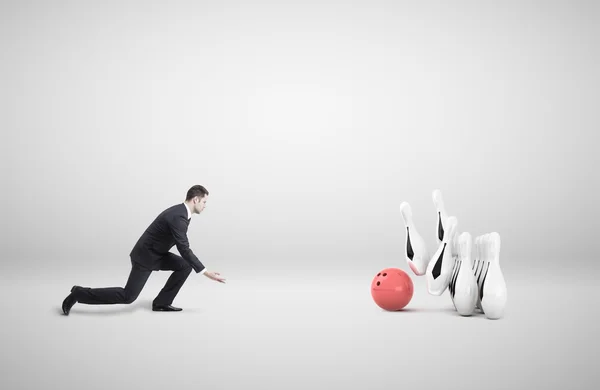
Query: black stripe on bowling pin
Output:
[[433, 190, 448, 245], [426, 215, 457, 296], [449, 258, 456, 296], [449, 258, 461, 299], [474, 259, 483, 279], [476, 262, 489, 289], [472, 236, 484, 310], [449, 259, 454, 296], [449, 258, 459, 310], [437, 212, 444, 242], [449, 259, 455, 297], [473, 237, 484, 282], [431, 243, 447, 279], [473, 260, 482, 305], [472, 237, 480, 274], [406, 227, 415, 261], [454, 260, 462, 295], [479, 263, 490, 301]]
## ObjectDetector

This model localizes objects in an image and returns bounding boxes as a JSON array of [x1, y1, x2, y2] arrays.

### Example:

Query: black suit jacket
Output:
[[130, 203, 205, 273]]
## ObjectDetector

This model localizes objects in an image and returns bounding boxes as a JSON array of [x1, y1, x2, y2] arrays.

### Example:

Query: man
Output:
[[62, 185, 225, 315]]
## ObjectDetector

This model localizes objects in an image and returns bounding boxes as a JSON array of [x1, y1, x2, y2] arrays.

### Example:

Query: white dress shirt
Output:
[[183, 202, 207, 274]]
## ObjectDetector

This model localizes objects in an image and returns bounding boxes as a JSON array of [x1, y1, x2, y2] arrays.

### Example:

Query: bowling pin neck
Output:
[[489, 232, 501, 264], [399, 202, 414, 227], [443, 217, 458, 243], [489, 251, 500, 265], [432, 190, 446, 211], [459, 256, 472, 271]]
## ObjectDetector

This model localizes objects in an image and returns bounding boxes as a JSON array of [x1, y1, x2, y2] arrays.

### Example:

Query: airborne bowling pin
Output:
[[480, 232, 507, 319], [450, 232, 478, 316], [399, 202, 430, 276], [426, 216, 458, 296]]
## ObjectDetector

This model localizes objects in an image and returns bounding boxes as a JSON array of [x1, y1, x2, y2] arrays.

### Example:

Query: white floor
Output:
[[2, 264, 597, 390]]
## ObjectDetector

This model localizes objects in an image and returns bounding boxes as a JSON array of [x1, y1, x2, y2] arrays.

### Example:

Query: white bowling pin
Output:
[[426, 216, 458, 295], [399, 202, 431, 276], [480, 232, 507, 320], [451, 232, 478, 316]]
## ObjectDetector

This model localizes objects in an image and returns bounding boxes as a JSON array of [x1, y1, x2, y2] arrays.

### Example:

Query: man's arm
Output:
[[169, 215, 206, 274]]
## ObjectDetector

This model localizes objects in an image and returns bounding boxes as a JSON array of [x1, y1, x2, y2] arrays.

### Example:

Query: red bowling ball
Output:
[[371, 267, 414, 311]]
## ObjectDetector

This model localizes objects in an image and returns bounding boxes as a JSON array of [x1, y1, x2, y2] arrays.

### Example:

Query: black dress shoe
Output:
[[152, 304, 182, 312], [62, 285, 79, 315]]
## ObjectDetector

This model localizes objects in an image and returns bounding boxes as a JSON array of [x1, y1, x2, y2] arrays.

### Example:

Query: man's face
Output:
[[193, 195, 208, 213]]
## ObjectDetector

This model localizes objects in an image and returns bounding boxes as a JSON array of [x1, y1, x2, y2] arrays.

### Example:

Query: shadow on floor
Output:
[[57, 299, 153, 316], [381, 306, 489, 318]]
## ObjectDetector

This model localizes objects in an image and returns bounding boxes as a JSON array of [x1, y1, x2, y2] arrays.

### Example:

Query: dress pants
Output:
[[73, 253, 193, 306]]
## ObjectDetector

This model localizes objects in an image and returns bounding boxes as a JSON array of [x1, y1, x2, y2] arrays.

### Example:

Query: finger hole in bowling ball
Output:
[[383, 273, 387, 276], [377, 281, 380, 286], [377, 273, 381, 276]]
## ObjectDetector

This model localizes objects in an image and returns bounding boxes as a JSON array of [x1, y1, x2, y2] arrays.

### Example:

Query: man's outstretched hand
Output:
[[204, 271, 226, 283]]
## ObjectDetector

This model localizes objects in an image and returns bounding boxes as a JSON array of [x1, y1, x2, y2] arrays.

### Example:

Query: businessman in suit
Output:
[[62, 184, 225, 315]]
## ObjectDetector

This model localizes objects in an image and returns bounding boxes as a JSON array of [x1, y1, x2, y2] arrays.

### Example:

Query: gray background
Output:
[[1, 1, 598, 389]]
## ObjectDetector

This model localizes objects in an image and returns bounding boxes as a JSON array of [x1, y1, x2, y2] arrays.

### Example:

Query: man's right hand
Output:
[[204, 271, 226, 283]]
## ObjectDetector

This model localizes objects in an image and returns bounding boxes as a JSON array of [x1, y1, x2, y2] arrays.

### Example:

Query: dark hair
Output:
[[186, 185, 209, 200]]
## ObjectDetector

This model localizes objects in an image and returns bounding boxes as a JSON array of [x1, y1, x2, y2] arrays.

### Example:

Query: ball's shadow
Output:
[[381, 306, 489, 318]]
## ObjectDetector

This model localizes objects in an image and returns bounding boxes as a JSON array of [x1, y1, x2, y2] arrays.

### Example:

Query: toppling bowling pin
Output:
[[432, 189, 457, 256], [426, 216, 458, 295], [480, 232, 507, 320], [399, 202, 430, 276], [450, 232, 478, 316]]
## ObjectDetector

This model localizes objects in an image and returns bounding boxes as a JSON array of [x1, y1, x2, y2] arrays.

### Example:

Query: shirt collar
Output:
[[183, 202, 192, 220]]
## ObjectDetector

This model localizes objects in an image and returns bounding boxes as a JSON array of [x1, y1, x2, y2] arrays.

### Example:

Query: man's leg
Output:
[[63, 260, 152, 314], [152, 253, 192, 311]]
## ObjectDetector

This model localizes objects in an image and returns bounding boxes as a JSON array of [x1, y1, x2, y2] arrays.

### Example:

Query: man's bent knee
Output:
[[123, 290, 141, 304]]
